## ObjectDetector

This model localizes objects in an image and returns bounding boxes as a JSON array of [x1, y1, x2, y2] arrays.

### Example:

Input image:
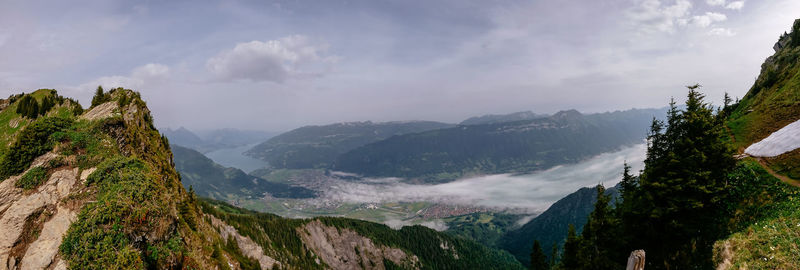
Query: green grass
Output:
[[727, 45, 800, 148], [714, 159, 800, 268], [15, 166, 48, 190], [0, 116, 72, 180], [717, 212, 800, 269]]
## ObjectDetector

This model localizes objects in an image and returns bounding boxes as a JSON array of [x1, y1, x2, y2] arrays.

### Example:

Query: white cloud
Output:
[[206, 35, 336, 83], [708, 27, 736, 36], [132, 63, 170, 82], [706, 0, 726, 6], [73, 63, 170, 92], [691, 12, 727, 28], [628, 0, 693, 33], [725, 1, 745, 10], [321, 144, 647, 212]]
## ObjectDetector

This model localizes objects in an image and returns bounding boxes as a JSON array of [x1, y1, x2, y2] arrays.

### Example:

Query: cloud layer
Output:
[[321, 144, 647, 213]]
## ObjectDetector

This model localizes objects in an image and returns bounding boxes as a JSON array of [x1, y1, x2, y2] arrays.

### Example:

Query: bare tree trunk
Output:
[[626, 250, 646, 270]]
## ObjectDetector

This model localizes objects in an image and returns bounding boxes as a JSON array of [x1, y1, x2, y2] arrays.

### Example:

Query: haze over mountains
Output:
[[245, 121, 454, 170], [162, 127, 277, 153]]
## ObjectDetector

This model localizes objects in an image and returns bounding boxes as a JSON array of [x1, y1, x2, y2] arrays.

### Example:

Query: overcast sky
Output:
[[1, 0, 798, 131]]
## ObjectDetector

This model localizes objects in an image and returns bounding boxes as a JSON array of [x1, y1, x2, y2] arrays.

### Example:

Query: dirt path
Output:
[[755, 158, 800, 188]]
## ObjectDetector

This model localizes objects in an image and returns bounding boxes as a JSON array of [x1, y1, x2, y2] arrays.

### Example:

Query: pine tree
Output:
[[559, 224, 581, 270], [91, 85, 106, 107], [619, 162, 636, 200], [723, 92, 731, 109], [549, 243, 558, 269], [623, 85, 736, 269], [578, 185, 624, 270], [530, 240, 549, 270]]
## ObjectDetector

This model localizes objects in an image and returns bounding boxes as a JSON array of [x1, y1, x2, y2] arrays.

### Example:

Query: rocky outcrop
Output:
[[626, 250, 645, 270], [297, 220, 420, 270], [0, 153, 85, 270], [80, 101, 118, 121], [19, 205, 76, 270], [208, 215, 280, 270]]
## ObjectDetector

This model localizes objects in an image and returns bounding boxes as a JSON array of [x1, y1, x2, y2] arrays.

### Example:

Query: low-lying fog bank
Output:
[[321, 143, 647, 213]]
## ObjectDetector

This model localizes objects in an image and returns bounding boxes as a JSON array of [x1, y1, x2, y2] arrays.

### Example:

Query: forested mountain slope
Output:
[[171, 144, 316, 200], [245, 121, 454, 169], [334, 108, 664, 182], [499, 185, 619, 266]]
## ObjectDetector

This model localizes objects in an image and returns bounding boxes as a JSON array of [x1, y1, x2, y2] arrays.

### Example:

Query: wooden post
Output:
[[626, 250, 645, 270]]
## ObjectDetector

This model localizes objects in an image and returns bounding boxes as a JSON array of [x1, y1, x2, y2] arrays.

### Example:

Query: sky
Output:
[[1, 0, 799, 131]]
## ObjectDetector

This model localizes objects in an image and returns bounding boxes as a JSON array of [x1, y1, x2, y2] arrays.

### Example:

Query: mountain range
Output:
[[244, 121, 454, 169], [162, 127, 276, 153], [333, 109, 664, 182]]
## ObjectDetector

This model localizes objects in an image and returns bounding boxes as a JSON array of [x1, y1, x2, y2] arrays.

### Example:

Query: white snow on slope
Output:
[[745, 119, 800, 157]]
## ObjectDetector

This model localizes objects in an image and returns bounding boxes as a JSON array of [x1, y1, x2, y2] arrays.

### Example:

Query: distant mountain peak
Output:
[[551, 109, 582, 121]]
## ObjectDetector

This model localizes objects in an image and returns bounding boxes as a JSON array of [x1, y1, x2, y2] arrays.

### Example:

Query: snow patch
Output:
[[745, 119, 800, 157]]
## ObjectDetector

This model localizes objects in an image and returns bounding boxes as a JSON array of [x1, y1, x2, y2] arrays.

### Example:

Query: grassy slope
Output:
[[716, 20, 800, 268], [0, 89, 62, 153], [0, 89, 259, 269], [714, 159, 800, 269], [727, 31, 800, 179]]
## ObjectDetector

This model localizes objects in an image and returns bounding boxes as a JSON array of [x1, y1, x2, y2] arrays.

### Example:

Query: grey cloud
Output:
[[206, 36, 336, 83]]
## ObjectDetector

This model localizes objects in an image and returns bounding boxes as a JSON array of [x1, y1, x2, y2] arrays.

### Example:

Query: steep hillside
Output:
[[712, 19, 800, 269], [245, 121, 454, 169], [728, 19, 800, 179], [202, 199, 524, 270], [0, 88, 249, 269], [171, 144, 316, 200], [0, 88, 524, 269], [499, 185, 618, 266], [334, 109, 663, 182]]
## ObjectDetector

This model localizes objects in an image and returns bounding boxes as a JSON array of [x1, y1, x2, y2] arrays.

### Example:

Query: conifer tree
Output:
[[559, 224, 582, 270], [623, 85, 736, 269], [619, 162, 636, 200], [530, 240, 549, 270], [577, 185, 624, 270], [91, 85, 105, 107]]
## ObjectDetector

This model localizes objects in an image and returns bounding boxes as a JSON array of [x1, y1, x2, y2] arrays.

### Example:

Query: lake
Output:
[[205, 143, 269, 173]]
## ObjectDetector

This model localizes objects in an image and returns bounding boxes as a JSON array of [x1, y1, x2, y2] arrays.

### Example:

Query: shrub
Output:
[[15, 166, 47, 190], [0, 117, 72, 180]]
